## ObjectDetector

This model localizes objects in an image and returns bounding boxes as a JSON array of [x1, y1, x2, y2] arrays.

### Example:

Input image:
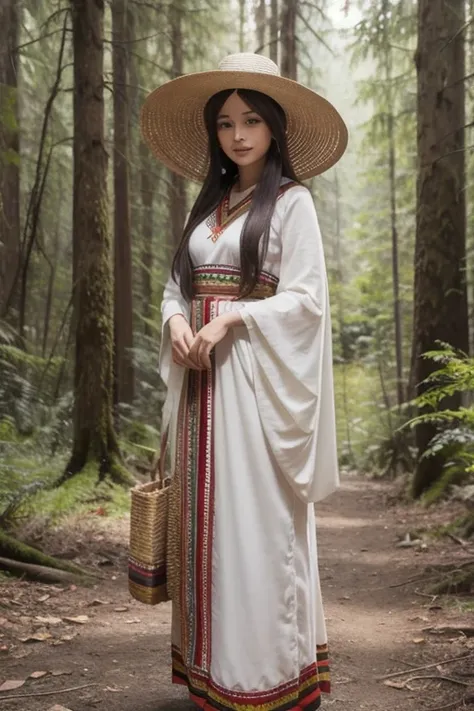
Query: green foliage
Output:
[[406, 345, 474, 500], [347, 0, 417, 399], [334, 362, 405, 470]]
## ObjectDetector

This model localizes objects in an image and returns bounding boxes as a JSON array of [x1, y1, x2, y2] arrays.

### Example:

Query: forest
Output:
[[0, 1, 474, 709], [0, 0, 473, 594]]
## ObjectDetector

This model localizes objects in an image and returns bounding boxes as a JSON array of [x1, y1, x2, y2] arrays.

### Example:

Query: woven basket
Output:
[[128, 479, 170, 605]]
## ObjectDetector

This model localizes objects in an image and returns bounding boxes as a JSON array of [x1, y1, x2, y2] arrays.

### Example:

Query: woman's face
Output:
[[216, 91, 272, 170]]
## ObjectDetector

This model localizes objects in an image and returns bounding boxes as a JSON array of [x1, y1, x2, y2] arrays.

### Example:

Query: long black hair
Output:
[[171, 88, 299, 300]]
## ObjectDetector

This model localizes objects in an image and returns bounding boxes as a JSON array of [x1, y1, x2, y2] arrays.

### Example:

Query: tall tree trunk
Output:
[[127, 3, 140, 271], [411, 0, 469, 497], [0, 0, 20, 318], [140, 139, 154, 338], [112, 0, 134, 407], [255, 0, 266, 53], [382, 0, 403, 409], [65, 0, 131, 485], [468, 0, 474, 355], [280, 0, 297, 80], [168, 1, 187, 254], [270, 0, 279, 64], [239, 0, 246, 52]]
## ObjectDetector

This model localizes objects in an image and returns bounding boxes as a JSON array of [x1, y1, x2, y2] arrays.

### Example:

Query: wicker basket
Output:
[[128, 479, 170, 605]]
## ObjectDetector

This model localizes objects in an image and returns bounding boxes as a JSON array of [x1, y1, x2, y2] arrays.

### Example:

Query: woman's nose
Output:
[[233, 124, 245, 142]]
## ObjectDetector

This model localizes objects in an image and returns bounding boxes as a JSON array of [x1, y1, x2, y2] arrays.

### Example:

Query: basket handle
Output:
[[156, 426, 169, 487]]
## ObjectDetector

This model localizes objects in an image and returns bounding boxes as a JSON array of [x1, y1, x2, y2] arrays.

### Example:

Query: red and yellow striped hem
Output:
[[172, 645, 330, 711]]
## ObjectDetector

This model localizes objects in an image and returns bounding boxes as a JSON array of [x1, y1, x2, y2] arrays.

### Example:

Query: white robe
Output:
[[159, 182, 339, 711]]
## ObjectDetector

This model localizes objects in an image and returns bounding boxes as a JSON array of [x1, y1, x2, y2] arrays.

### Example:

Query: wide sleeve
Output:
[[159, 273, 190, 387], [239, 186, 339, 503]]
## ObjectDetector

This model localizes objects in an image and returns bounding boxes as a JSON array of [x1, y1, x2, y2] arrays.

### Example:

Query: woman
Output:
[[141, 52, 348, 711]]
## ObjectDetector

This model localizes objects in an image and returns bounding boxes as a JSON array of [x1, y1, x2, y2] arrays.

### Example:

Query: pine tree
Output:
[[112, 0, 135, 407], [411, 0, 469, 497], [0, 0, 20, 317], [65, 0, 132, 484]]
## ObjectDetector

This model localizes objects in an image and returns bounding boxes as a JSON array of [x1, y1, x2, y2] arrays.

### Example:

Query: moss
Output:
[[21, 460, 131, 521], [422, 465, 469, 506], [0, 417, 19, 442], [0, 529, 91, 577], [106, 454, 136, 487]]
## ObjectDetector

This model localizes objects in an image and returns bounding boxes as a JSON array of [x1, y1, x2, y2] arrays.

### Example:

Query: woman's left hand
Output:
[[188, 316, 230, 370]]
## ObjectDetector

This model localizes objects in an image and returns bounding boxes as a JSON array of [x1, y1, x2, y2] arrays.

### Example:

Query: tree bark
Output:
[[112, 0, 134, 407], [412, 0, 469, 497], [168, 1, 187, 253], [140, 139, 154, 338], [239, 0, 246, 52], [270, 0, 279, 64], [0, 0, 20, 318], [382, 0, 403, 409], [66, 0, 131, 485], [0, 530, 92, 578], [280, 0, 297, 80], [255, 0, 266, 53]]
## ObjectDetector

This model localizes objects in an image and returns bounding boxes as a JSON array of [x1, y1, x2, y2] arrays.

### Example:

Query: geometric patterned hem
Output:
[[172, 645, 330, 711]]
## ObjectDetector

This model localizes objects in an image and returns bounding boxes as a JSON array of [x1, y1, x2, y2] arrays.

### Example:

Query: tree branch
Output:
[[296, 9, 334, 56]]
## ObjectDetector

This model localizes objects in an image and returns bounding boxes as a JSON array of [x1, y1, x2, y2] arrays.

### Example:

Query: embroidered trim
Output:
[[206, 180, 298, 243], [193, 264, 278, 300], [178, 297, 217, 671], [172, 645, 329, 710]]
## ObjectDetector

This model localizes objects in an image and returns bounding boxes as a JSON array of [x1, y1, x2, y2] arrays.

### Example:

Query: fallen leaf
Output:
[[104, 686, 121, 692], [88, 599, 110, 607], [63, 615, 88, 625], [125, 618, 141, 624], [35, 616, 62, 626], [47, 706, 74, 711], [0, 644, 9, 654], [59, 634, 77, 641], [38, 594, 51, 603], [383, 680, 406, 689], [51, 670, 72, 677], [412, 637, 426, 644], [19, 632, 53, 643], [30, 670, 49, 679], [114, 607, 129, 613], [0, 679, 25, 692]]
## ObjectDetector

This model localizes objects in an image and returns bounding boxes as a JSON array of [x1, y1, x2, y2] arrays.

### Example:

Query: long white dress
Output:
[[159, 180, 339, 711]]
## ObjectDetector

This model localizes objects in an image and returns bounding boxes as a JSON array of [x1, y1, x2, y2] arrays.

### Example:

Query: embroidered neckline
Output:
[[206, 188, 254, 243], [205, 180, 297, 244]]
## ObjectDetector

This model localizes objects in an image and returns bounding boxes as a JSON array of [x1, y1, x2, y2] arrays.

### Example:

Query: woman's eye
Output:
[[217, 122, 231, 130], [247, 118, 261, 125]]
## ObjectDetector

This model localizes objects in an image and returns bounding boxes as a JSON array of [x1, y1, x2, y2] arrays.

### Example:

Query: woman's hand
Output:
[[188, 312, 244, 370], [168, 314, 197, 369]]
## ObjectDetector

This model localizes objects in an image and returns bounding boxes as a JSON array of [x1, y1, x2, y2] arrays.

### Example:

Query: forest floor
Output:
[[1, 474, 473, 711]]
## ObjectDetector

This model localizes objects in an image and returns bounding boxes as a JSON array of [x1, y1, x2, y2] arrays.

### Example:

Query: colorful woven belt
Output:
[[192, 264, 278, 300]]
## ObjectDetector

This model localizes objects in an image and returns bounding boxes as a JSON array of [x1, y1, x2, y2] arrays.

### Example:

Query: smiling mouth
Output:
[[234, 148, 252, 153]]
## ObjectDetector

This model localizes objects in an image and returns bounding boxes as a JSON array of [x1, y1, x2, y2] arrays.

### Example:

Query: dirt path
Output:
[[1, 476, 472, 711]]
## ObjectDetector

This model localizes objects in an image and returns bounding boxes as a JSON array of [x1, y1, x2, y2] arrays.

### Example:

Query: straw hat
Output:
[[141, 52, 348, 182]]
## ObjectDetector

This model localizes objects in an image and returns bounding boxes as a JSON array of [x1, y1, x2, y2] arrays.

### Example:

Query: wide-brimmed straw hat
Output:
[[141, 52, 348, 182]]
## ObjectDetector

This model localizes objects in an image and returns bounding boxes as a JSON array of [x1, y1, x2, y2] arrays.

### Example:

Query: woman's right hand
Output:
[[168, 314, 199, 369]]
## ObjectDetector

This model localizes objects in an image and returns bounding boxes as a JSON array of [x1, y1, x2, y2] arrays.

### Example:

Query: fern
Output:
[[406, 343, 474, 488]]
